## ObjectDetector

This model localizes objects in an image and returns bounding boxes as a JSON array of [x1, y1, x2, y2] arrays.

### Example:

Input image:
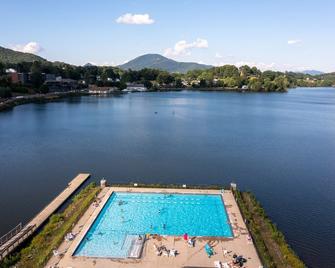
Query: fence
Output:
[[0, 223, 22, 247]]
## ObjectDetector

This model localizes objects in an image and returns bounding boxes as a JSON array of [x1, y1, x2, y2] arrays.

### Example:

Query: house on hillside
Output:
[[44, 79, 79, 92], [45, 74, 56, 81], [6, 69, 29, 84], [181, 80, 189, 87]]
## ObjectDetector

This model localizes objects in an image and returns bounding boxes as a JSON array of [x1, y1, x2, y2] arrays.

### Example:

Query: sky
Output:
[[1, 0, 335, 72]]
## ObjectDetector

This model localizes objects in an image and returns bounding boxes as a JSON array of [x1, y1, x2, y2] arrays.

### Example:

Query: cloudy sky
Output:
[[1, 0, 334, 72]]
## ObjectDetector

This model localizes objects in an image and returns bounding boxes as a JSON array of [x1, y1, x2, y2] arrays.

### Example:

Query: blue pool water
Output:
[[74, 192, 232, 258]]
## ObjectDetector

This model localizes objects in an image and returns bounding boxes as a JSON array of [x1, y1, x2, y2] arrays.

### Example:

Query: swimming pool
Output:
[[74, 192, 232, 258]]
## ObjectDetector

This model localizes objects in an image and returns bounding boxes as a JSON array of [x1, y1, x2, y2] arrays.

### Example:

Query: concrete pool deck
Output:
[[47, 187, 262, 268]]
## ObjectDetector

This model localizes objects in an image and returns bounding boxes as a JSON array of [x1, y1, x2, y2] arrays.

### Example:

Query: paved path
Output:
[[0, 173, 91, 261], [27, 173, 91, 228]]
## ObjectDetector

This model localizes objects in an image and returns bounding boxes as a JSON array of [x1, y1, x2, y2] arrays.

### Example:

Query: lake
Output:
[[0, 88, 334, 267]]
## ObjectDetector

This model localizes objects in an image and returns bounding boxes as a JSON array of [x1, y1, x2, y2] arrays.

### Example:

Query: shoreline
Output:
[[0, 91, 89, 112], [1, 86, 333, 113]]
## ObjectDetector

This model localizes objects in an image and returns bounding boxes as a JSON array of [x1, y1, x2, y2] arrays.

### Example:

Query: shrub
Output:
[[0, 86, 12, 98]]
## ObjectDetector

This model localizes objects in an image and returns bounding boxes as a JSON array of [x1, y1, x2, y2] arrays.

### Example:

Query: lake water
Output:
[[0, 88, 334, 267]]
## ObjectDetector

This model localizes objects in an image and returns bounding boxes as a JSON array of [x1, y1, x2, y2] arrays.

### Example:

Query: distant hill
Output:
[[83, 63, 96, 67], [118, 54, 212, 73], [302, 70, 324, 76], [0, 46, 45, 64]]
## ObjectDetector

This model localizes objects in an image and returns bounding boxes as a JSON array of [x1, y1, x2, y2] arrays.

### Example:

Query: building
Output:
[[125, 83, 146, 92], [88, 85, 117, 94], [181, 80, 189, 87], [8, 72, 20, 83], [6, 71, 29, 84], [18, 73, 29, 84], [45, 74, 56, 81], [44, 79, 79, 92], [191, 80, 200, 86]]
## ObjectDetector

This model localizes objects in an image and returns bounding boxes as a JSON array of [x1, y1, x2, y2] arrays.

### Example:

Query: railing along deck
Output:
[[0, 173, 90, 261]]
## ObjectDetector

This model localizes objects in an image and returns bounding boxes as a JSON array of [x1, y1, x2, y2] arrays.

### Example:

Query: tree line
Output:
[[1, 60, 334, 98]]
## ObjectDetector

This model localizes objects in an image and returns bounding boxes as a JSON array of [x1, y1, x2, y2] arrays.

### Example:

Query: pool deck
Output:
[[47, 187, 262, 268]]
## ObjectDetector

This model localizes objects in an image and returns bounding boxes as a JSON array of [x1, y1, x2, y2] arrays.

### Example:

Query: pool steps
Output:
[[127, 235, 145, 258]]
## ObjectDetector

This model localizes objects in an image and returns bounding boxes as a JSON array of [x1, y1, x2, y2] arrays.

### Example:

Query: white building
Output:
[[125, 83, 146, 92], [88, 85, 117, 95]]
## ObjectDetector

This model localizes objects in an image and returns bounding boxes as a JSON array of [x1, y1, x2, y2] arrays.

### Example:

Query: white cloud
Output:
[[86, 61, 118, 66], [101, 61, 116, 66], [213, 60, 314, 72], [215, 53, 223, 58], [213, 61, 276, 71], [116, 13, 154, 25], [11, 42, 43, 54], [237, 61, 276, 70], [287, 39, 302, 45], [164, 38, 208, 57]]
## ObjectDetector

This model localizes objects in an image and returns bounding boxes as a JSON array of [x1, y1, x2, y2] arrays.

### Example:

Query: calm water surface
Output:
[[0, 88, 334, 267]]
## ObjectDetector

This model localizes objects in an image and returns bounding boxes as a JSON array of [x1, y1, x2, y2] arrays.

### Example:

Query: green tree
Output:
[[263, 78, 275, 92], [0, 62, 5, 75], [0, 87, 12, 98], [143, 80, 153, 89], [224, 76, 240, 88], [199, 79, 207, 87], [38, 84, 49, 94], [175, 78, 183, 88], [117, 81, 127, 91], [0, 76, 11, 87], [157, 72, 174, 85], [30, 72, 44, 88], [101, 67, 118, 82], [219, 65, 239, 78], [239, 65, 252, 77], [273, 76, 289, 92], [248, 77, 263, 91]]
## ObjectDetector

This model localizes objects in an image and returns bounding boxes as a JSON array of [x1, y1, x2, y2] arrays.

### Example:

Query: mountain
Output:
[[83, 62, 96, 67], [302, 70, 324, 76], [0, 46, 46, 64], [118, 54, 212, 73]]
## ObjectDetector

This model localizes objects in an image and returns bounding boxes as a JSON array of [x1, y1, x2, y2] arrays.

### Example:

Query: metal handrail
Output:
[[0, 225, 35, 256], [0, 223, 22, 247]]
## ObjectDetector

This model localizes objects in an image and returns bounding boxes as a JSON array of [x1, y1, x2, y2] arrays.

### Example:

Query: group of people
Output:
[[214, 253, 248, 268], [153, 244, 178, 257]]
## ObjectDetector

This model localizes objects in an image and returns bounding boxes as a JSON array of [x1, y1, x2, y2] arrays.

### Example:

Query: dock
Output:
[[0, 173, 91, 261]]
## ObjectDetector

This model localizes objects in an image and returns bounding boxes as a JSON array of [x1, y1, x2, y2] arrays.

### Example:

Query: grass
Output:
[[0, 182, 100, 268], [233, 190, 305, 268]]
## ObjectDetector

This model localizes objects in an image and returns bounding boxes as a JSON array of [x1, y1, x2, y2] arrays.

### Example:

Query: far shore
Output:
[[1, 86, 333, 112]]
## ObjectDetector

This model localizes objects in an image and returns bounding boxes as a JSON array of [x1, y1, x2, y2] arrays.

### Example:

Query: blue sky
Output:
[[1, 0, 334, 72]]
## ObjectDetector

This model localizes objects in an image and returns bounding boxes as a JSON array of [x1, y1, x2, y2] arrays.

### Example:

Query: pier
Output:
[[0, 173, 91, 261]]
